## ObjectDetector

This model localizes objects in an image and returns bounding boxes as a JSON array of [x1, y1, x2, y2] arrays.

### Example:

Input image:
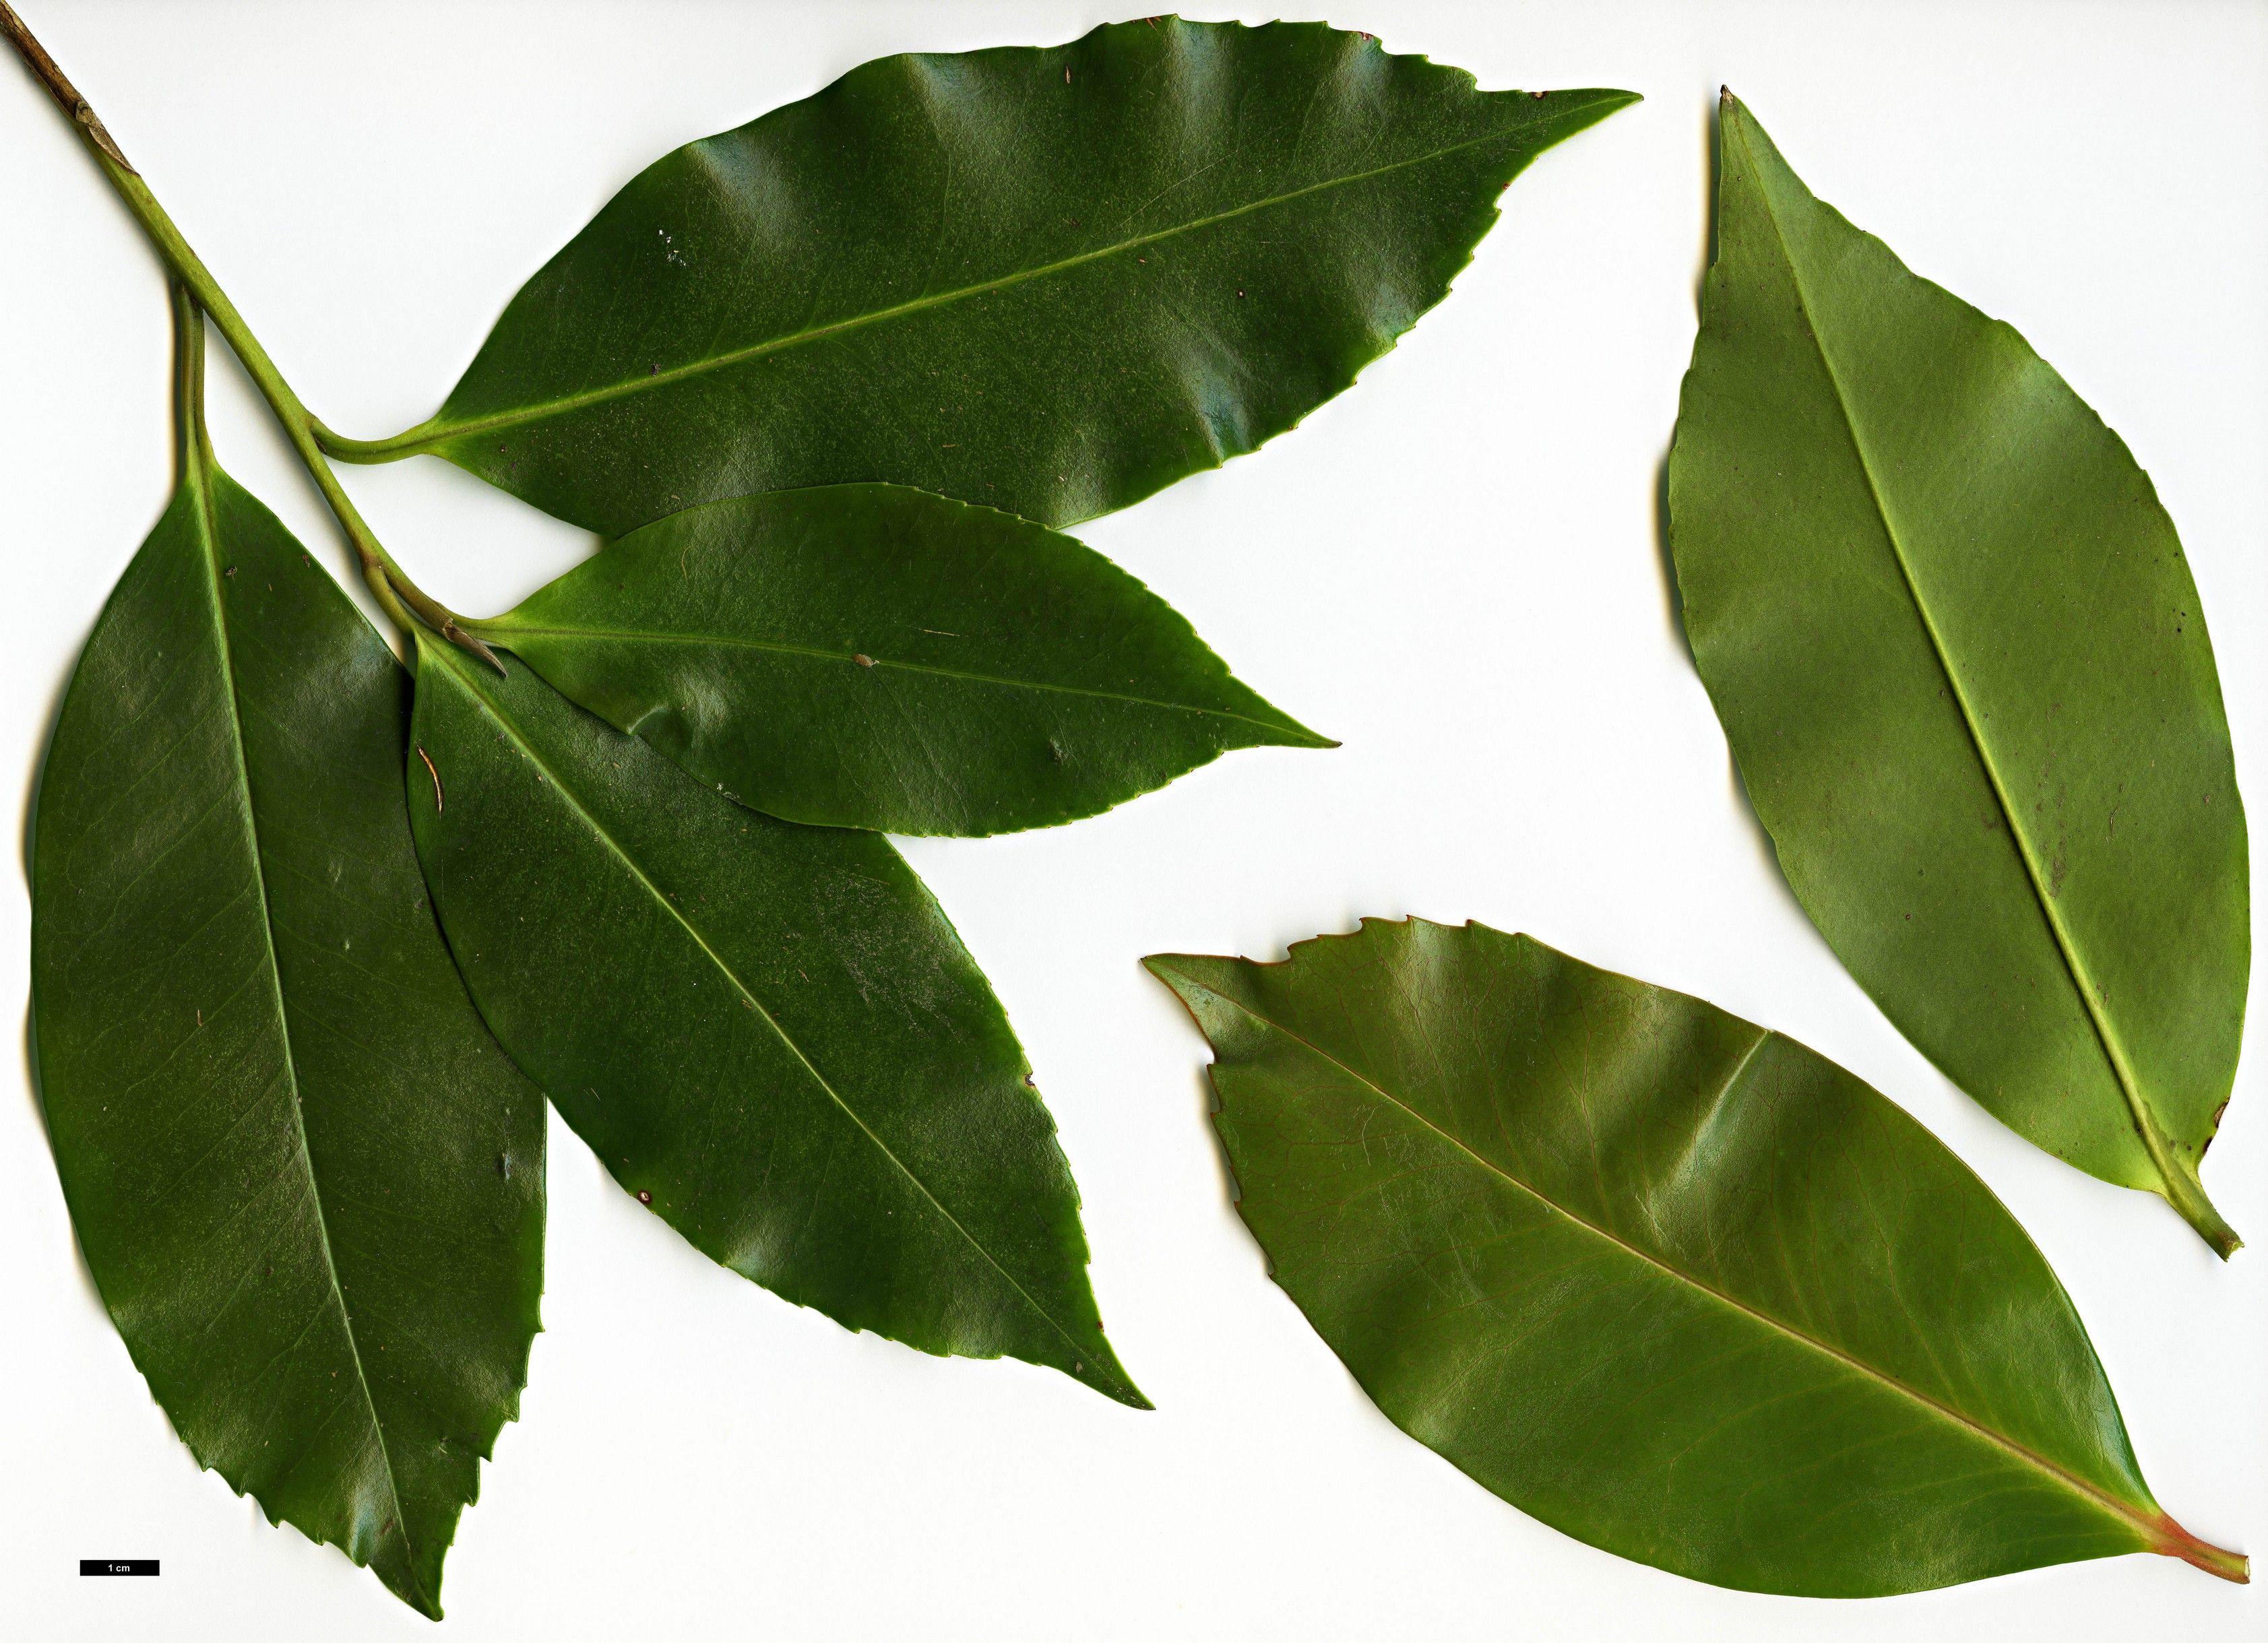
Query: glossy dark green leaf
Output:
[[471, 482, 1332, 837], [408, 634, 1143, 1405], [1146, 917, 2246, 1594], [1666, 94, 2249, 1254], [330, 18, 1637, 535], [29, 298, 544, 1621]]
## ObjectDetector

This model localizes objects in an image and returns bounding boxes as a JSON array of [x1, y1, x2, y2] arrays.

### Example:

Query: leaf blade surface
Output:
[[476, 482, 1329, 835], [1145, 917, 2244, 1594], [1666, 94, 2248, 1250], [340, 19, 1636, 534], [408, 637, 1142, 1405], [30, 322, 544, 1619]]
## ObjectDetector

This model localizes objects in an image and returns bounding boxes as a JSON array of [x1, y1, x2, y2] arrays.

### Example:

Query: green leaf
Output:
[[1666, 93, 2249, 1254], [29, 299, 544, 1621], [407, 634, 1145, 1407], [471, 482, 1332, 837], [1145, 917, 2247, 1595], [330, 18, 1637, 535]]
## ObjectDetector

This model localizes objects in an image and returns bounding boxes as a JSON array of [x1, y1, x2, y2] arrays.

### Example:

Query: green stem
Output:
[[2154, 1511, 2250, 1585], [169, 279, 204, 489], [1, 1, 499, 671], [313, 416, 435, 465], [168, 271, 353, 616], [2162, 1161, 2242, 1262]]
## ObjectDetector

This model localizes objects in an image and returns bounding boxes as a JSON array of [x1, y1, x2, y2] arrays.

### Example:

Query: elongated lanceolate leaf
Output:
[[408, 636, 1143, 1405], [1146, 918, 2246, 1594], [1667, 94, 2249, 1253], [472, 483, 1332, 836], [29, 296, 544, 1620], [329, 19, 1637, 535]]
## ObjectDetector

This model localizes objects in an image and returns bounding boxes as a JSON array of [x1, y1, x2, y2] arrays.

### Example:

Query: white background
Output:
[[2, 1, 2262, 1637]]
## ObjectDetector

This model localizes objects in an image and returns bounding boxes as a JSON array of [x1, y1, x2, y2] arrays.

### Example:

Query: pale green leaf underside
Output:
[[1145, 917, 2242, 1594], [1667, 94, 2248, 1251]]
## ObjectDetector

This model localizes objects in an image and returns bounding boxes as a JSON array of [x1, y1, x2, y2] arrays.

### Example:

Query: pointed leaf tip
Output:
[[1142, 951, 1227, 996], [1092, 1360, 1156, 1411]]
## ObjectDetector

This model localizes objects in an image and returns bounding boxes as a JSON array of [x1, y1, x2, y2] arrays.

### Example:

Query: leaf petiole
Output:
[[0, 1, 501, 672]]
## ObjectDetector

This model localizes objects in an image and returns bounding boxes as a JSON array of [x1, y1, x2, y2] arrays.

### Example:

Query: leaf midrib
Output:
[[433, 647, 1131, 1400], [1730, 112, 2184, 1202], [489, 622, 1319, 740], [1171, 966, 2166, 1549], [189, 465, 425, 1611], [396, 96, 1625, 453]]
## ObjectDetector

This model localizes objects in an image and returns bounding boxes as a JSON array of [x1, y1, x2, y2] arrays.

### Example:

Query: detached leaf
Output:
[[1667, 94, 2248, 1252], [336, 18, 1637, 534], [408, 637, 1143, 1406], [30, 302, 543, 1620], [1147, 918, 2246, 1595], [474, 483, 1331, 836]]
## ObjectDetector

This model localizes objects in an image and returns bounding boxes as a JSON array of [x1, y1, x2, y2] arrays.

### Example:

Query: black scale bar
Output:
[[81, 1560, 158, 1576]]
